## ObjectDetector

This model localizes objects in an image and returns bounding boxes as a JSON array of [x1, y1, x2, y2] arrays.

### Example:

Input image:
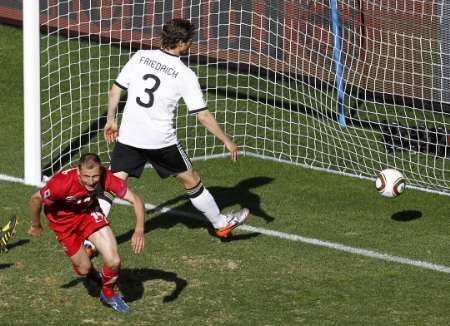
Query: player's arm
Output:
[[196, 110, 238, 161], [28, 191, 44, 237], [181, 69, 238, 160], [104, 83, 123, 144], [122, 188, 145, 254]]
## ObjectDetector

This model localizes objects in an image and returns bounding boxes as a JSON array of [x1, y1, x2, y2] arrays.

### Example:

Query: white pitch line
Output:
[[238, 225, 450, 274], [0, 174, 26, 184], [114, 199, 450, 274], [2, 174, 450, 274]]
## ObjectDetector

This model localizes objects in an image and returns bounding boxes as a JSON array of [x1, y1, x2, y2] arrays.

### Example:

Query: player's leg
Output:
[[175, 169, 250, 237], [96, 142, 145, 219], [175, 168, 227, 228], [159, 143, 249, 237], [58, 233, 101, 284], [147, 143, 250, 237], [97, 190, 116, 218], [88, 226, 120, 289], [144, 143, 229, 230], [97, 171, 128, 217], [88, 226, 129, 313], [78, 211, 128, 313], [70, 250, 92, 276]]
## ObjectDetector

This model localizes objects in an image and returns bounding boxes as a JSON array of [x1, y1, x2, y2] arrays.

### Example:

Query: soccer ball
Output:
[[375, 168, 406, 198]]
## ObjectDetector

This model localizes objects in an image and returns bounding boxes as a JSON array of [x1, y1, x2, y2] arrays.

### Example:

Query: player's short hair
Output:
[[79, 153, 102, 170], [161, 19, 195, 49]]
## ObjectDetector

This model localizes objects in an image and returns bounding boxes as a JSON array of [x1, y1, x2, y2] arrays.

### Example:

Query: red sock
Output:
[[101, 265, 119, 298]]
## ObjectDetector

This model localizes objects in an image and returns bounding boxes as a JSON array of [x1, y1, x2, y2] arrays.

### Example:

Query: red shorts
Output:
[[53, 211, 109, 257]]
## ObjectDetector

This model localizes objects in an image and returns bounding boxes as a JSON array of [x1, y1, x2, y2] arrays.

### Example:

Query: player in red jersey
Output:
[[27, 153, 145, 313]]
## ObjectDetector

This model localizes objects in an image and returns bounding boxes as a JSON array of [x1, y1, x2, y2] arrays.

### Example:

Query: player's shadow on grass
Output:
[[391, 210, 422, 222], [61, 267, 187, 303], [0, 263, 13, 270], [116, 177, 275, 243], [119, 268, 187, 303]]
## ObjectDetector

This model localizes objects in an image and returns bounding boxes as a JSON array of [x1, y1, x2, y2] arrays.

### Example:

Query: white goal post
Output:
[[21, 1, 450, 195], [23, 0, 41, 186]]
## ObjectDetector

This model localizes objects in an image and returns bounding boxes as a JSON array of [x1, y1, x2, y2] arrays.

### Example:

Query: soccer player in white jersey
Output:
[[101, 18, 249, 239]]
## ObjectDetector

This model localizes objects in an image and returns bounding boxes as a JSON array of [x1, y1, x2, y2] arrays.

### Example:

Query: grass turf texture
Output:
[[2, 159, 450, 325], [2, 23, 450, 325]]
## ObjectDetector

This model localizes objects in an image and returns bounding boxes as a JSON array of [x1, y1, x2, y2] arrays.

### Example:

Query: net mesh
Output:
[[40, 0, 450, 194]]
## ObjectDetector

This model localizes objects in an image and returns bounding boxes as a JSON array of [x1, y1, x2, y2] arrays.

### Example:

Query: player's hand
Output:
[[131, 229, 144, 254], [104, 119, 119, 144], [27, 225, 43, 237], [224, 140, 238, 161]]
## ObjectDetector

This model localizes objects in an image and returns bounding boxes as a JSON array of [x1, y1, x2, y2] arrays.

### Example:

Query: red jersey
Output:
[[40, 167, 127, 233]]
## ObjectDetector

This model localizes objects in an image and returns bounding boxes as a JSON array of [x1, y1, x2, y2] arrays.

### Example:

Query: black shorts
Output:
[[110, 142, 192, 179]]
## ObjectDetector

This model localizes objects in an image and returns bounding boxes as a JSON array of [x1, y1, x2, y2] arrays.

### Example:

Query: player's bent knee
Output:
[[73, 263, 92, 277], [104, 255, 121, 271], [190, 169, 201, 182], [177, 169, 201, 188]]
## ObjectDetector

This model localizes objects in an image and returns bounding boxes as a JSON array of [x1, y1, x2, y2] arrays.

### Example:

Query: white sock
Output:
[[98, 191, 114, 217], [188, 186, 227, 229], [99, 198, 112, 217]]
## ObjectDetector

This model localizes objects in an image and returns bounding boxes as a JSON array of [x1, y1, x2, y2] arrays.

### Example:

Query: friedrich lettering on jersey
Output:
[[139, 56, 179, 78]]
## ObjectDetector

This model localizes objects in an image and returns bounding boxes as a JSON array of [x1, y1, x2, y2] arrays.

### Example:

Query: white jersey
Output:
[[115, 49, 207, 149]]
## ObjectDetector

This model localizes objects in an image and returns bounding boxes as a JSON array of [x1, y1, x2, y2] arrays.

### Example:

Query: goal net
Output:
[[37, 0, 450, 194]]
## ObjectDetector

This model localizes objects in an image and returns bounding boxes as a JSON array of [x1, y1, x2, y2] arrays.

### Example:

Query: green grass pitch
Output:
[[2, 23, 450, 325]]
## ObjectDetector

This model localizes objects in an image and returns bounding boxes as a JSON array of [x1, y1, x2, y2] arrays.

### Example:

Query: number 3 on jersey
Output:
[[136, 74, 161, 108]]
